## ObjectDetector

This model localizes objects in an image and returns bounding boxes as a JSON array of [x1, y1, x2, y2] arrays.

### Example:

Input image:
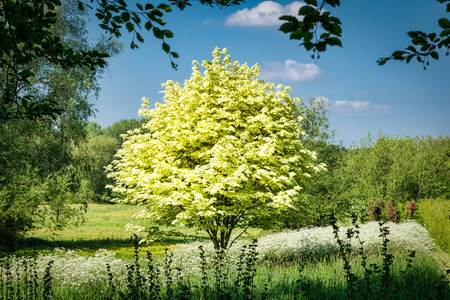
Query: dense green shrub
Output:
[[334, 134, 450, 220], [416, 198, 450, 253]]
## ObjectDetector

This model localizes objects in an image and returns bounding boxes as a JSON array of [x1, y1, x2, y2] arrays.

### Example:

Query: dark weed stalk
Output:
[[23, 258, 32, 300], [146, 250, 160, 300], [213, 247, 225, 300], [330, 215, 357, 300], [132, 234, 144, 299], [4, 261, 14, 300], [32, 256, 38, 300], [0, 260, 3, 300], [198, 245, 208, 299], [233, 244, 246, 298], [293, 265, 307, 299], [378, 219, 394, 298], [242, 239, 258, 300], [164, 248, 174, 299], [351, 213, 373, 299], [43, 260, 53, 300], [173, 266, 191, 299], [106, 263, 116, 299], [125, 264, 136, 299]]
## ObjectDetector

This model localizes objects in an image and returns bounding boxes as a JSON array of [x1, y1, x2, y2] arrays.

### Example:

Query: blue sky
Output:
[[91, 0, 450, 147]]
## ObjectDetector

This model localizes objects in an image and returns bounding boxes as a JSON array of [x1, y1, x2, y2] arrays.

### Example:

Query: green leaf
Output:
[[77, 1, 84, 11], [406, 46, 418, 53], [290, 30, 303, 40], [121, 12, 130, 22], [162, 42, 170, 53], [430, 51, 439, 60], [145, 22, 152, 31], [440, 29, 450, 37], [126, 22, 134, 32], [152, 27, 164, 39], [438, 18, 450, 29], [327, 37, 342, 47], [303, 12, 320, 24], [320, 32, 331, 39], [324, 0, 340, 7], [279, 15, 299, 23], [406, 54, 414, 64], [95, 12, 104, 20], [279, 22, 298, 33], [299, 5, 316, 16], [136, 32, 144, 43], [163, 30, 174, 38], [136, 3, 143, 11], [304, 32, 313, 43], [330, 16, 342, 25], [157, 3, 172, 12], [302, 42, 314, 51], [420, 43, 431, 52], [145, 3, 155, 10], [329, 24, 342, 36], [151, 9, 164, 18], [316, 41, 327, 52], [170, 51, 179, 58]]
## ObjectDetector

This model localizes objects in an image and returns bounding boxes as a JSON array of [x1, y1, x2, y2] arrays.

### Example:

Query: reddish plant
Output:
[[406, 200, 418, 219], [384, 200, 400, 223]]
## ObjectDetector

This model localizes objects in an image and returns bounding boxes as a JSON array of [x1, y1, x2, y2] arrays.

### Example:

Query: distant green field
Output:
[[16, 204, 264, 260]]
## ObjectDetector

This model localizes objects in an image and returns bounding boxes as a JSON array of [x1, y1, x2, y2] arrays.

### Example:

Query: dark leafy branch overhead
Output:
[[279, 0, 450, 69], [0, 0, 243, 122], [377, 0, 450, 69], [0, 0, 110, 121], [278, 0, 342, 60]]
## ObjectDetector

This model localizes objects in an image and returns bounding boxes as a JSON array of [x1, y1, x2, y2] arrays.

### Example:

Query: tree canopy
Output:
[[107, 48, 323, 249]]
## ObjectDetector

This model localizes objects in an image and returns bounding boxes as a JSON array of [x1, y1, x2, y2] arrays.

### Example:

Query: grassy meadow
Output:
[[1, 204, 450, 299], [13, 204, 265, 260]]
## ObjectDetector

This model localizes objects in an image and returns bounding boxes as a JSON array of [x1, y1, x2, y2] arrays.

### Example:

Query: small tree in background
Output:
[[107, 47, 323, 249]]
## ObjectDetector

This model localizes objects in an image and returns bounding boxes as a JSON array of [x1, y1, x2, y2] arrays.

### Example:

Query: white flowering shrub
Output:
[[0, 248, 127, 289]]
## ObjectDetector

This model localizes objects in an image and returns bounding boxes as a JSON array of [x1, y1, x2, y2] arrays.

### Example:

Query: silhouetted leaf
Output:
[[430, 51, 439, 60], [162, 42, 170, 53], [299, 5, 316, 16], [438, 18, 450, 29], [279, 22, 298, 33]]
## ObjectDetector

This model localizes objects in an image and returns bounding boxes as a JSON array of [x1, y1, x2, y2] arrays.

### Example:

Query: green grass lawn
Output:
[[16, 203, 265, 260]]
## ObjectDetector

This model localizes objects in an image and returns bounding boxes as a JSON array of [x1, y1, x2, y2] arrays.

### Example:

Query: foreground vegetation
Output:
[[1, 209, 449, 299]]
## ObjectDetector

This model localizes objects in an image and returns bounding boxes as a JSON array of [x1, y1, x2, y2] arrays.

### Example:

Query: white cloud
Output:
[[261, 59, 321, 82], [313, 97, 391, 115], [333, 100, 391, 115], [225, 1, 306, 27]]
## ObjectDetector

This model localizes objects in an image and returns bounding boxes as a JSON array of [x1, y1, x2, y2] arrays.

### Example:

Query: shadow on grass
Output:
[[0, 235, 210, 257]]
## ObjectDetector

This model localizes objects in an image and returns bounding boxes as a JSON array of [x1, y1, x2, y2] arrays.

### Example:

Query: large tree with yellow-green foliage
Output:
[[107, 48, 323, 249]]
